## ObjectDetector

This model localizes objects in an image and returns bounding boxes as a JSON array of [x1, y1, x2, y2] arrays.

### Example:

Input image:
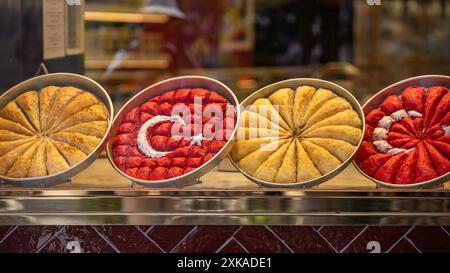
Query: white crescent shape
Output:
[[137, 115, 186, 158], [137, 115, 214, 158]]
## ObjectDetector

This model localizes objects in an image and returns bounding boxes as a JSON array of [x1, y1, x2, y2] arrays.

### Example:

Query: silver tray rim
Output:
[[106, 75, 240, 188], [352, 74, 450, 189], [2, 187, 449, 225], [0, 73, 114, 187], [228, 78, 366, 189]]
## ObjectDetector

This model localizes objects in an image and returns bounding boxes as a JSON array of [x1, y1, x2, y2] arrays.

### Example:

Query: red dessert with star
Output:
[[112, 88, 237, 181], [355, 85, 450, 184]]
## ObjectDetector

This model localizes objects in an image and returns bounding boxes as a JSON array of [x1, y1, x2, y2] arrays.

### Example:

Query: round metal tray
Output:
[[0, 73, 114, 187], [353, 74, 450, 189], [107, 75, 240, 188], [228, 78, 365, 189]]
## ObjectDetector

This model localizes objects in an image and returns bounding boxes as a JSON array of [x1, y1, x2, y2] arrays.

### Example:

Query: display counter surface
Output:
[[0, 158, 449, 226]]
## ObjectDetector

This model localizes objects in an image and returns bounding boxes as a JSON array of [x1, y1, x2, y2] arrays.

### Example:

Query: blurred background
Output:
[[1, 0, 449, 110]]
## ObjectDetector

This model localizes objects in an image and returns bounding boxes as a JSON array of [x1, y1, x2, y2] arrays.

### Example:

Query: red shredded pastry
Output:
[[380, 95, 404, 114], [366, 109, 386, 127], [357, 85, 450, 184], [113, 88, 236, 181], [354, 141, 378, 163]]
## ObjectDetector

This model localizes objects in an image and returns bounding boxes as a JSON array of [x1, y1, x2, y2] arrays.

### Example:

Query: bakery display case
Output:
[[0, 0, 449, 227]]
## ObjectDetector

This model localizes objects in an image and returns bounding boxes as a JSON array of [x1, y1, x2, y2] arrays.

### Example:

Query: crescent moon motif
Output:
[[137, 115, 209, 158]]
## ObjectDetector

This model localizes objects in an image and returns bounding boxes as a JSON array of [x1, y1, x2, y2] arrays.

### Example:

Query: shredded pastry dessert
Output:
[[230, 85, 363, 184], [111, 88, 237, 181], [0, 86, 109, 178], [355, 85, 450, 184]]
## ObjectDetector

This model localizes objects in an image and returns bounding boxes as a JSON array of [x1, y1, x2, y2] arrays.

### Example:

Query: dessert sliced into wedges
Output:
[[302, 109, 361, 134], [249, 98, 291, 131], [302, 125, 362, 146], [230, 137, 274, 162], [60, 121, 108, 138], [0, 130, 30, 141], [28, 141, 48, 177], [239, 111, 288, 134], [46, 86, 84, 130], [303, 97, 353, 129], [301, 140, 342, 175], [230, 83, 363, 185], [236, 127, 291, 140], [268, 88, 295, 129], [45, 140, 70, 175], [307, 137, 356, 162], [293, 86, 316, 129], [0, 117, 34, 136], [301, 88, 337, 128], [49, 104, 109, 133], [52, 140, 87, 166], [253, 140, 291, 182], [275, 140, 297, 183], [295, 139, 321, 182], [237, 139, 289, 175], [0, 85, 109, 179], [7, 141, 39, 178], [0, 137, 37, 157], [50, 132, 101, 154], [16, 91, 41, 131], [0, 100, 36, 133], [39, 86, 59, 132], [0, 140, 37, 175], [51, 92, 102, 129]]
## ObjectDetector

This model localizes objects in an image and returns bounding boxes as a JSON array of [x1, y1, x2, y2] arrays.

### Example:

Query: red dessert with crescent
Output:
[[112, 88, 236, 181]]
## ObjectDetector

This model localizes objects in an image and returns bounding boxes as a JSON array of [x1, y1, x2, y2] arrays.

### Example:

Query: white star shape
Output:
[[190, 134, 204, 146]]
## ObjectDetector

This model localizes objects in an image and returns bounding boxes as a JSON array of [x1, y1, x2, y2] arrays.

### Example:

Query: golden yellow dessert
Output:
[[0, 86, 109, 178], [230, 85, 362, 184]]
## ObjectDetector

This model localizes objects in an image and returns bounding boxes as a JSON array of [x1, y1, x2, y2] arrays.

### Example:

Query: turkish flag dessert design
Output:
[[356, 85, 450, 184], [112, 88, 236, 181]]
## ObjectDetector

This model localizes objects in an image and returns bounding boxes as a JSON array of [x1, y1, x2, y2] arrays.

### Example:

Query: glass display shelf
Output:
[[0, 158, 449, 226]]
